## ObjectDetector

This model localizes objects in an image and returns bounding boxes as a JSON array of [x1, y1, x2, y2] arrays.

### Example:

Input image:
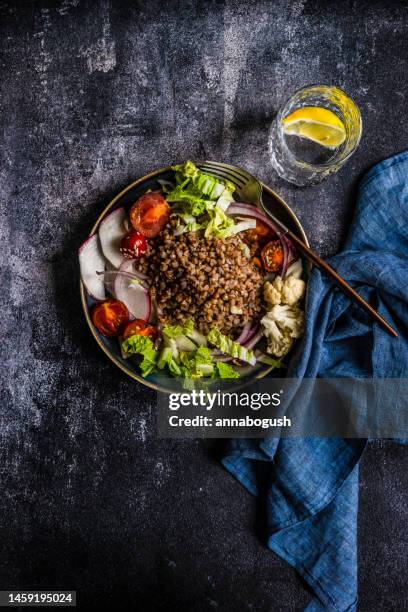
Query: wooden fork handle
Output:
[[287, 230, 398, 338]]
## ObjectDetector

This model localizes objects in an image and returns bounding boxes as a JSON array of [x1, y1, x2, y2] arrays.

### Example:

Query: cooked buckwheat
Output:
[[136, 225, 264, 335]]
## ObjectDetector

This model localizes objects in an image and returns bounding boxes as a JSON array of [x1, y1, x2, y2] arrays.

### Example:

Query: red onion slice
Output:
[[211, 352, 233, 363], [157, 179, 175, 190], [280, 235, 290, 278], [235, 322, 252, 344], [227, 203, 282, 236], [243, 329, 263, 349]]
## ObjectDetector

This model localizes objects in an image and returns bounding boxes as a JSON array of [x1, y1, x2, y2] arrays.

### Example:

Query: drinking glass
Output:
[[269, 85, 362, 186]]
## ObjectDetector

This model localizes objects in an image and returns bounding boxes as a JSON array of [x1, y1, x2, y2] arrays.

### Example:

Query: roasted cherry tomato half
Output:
[[122, 319, 157, 341], [261, 240, 284, 273], [120, 230, 148, 259], [130, 193, 170, 238], [91, 299, 129, 337], [244, 220, 273, 244]]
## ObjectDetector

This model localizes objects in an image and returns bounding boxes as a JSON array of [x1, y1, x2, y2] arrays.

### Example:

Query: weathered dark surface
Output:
[[1, 1, 408, 610]]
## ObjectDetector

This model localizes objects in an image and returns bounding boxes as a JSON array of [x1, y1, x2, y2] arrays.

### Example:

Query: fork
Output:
[[199, 160, 398, 338]]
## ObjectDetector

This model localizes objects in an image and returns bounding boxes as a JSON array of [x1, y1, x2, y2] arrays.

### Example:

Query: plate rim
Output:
[[80, 162, 309, 392]]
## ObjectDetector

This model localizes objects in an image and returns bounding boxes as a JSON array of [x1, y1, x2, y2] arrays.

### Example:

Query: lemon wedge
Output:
[[282, 106, 346, 148]]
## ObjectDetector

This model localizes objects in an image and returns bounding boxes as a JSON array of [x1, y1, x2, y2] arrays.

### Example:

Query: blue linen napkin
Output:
[[222, 152, 408, 611]]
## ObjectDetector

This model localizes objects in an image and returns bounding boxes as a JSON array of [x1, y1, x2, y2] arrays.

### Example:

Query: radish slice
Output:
[[119, 259, 150, 283], [104, 259, 116, 295], [99, 207, 127, 268], [97, 270, 149, 292], [79, 234, 106, 301], [114, 272, 151, 321], [123, 217, 131, 233]]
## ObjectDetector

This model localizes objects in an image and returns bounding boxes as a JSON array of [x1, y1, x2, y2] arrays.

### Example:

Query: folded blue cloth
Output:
[[222, 152, 408, 611]]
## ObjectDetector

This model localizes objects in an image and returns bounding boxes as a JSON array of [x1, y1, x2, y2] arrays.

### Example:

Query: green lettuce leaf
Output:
[[173, 212, 206, 235], [169, 161, 235, 218], [177, 346, 215, 379], [204, 196, 254, 239], [207, 328, 256, 365], [194, 346, 213, 364], [186, 329, 207, 346], [122, 335, 158, 377], [179, 351, 205, 378], [255, 353, 283, 368], [168, 161, 242, 235], [157, 346, 182, 376], [122, 325, 243, 380], [204, 207, 235, 239], [166, 184, 210, 216], [216, 362, 240, 378], [194, 173, 225, 199], [216, 187, 235, 212], [172, 161, 228, 199], [173, 160, 200, 184], [163, 320, 194, 339]]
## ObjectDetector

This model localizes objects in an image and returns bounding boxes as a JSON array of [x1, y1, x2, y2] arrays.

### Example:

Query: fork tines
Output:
[[200, 162, 248, 187]]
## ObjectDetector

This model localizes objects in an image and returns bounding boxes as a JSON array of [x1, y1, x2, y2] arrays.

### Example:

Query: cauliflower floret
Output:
[[270, 304, 304, 337], [261, 304, 304, 358], [261, 317, 294, 357], [264, 276, 284, 306], [281, 275, 305, 305], [264, 273, 305, 308]]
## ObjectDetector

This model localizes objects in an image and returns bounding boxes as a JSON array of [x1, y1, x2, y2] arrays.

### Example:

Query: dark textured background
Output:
[[2, 0, 408, 610]]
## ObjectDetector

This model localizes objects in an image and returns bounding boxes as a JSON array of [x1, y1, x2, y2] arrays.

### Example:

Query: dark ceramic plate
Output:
[[80, 163, 309, 393]]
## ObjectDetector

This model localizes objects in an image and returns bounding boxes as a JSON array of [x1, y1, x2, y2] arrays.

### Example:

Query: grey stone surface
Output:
[[1, 0, 408, 610]]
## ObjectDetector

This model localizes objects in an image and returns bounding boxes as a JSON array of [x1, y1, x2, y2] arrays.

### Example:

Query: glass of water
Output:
[[269, 85, 362, 186]]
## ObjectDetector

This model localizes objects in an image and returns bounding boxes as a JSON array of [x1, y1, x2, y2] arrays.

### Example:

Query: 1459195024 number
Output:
[[4, 591, 76, 607]]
